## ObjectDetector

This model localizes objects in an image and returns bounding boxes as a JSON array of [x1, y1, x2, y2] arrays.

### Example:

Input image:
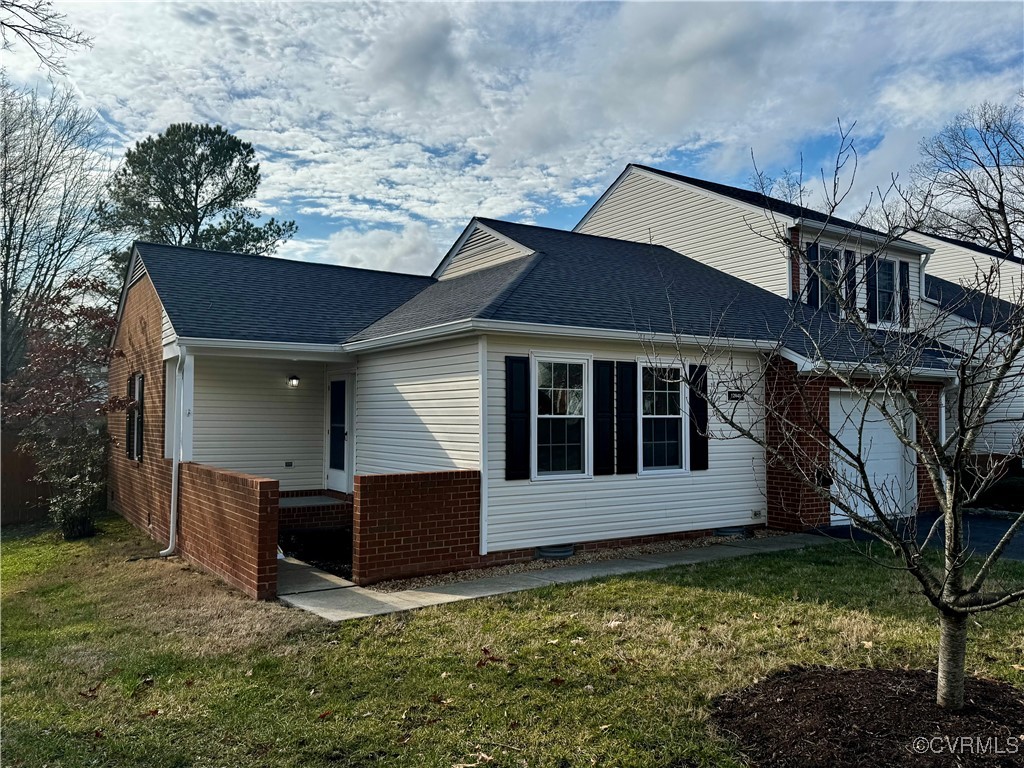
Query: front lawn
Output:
[[2, 516, 1022, 768]]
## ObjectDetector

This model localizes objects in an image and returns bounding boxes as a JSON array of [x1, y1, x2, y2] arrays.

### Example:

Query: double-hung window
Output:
[[534, 357, 589, 477], [126, 372, 144, 461], [876, 259, 897, 324], [640, 365, 685, 471], [820, 249, 842, 316]]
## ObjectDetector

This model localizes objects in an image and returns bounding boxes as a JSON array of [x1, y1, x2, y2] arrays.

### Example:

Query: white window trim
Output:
[[875, 257, 901, 328], [636, 358, 691, 477], [529, 351, 593, 482], [128, 372, 144, 461], [819, 247, 844, 317]]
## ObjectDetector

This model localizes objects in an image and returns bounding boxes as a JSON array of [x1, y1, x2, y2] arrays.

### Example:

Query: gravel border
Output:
[[365, 527, 788, 593]]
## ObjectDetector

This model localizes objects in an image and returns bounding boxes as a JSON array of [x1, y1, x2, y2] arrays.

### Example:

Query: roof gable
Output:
[[431, 219, 533, 280]]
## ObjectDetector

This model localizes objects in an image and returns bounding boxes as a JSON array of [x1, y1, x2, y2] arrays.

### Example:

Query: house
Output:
[[109, 184, 954, 601], [577, 164, 1024, 462]]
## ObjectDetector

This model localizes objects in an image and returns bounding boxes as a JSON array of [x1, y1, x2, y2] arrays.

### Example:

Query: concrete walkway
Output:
[[279, 533, 829, 622]]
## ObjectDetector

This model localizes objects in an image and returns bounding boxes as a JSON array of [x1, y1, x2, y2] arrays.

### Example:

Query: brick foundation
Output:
[[351, 470, 766, 585], [765, 358, 942, 531]]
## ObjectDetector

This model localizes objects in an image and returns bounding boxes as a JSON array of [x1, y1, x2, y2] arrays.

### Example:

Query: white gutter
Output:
[[780, 346, 955, 381], [795, 217, 934, 257], [343, 318, 778, 354], [160, 345, 187, 557]]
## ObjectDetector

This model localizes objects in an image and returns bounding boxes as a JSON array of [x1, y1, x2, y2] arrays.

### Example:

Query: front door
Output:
[[326, 378, 350, 492]]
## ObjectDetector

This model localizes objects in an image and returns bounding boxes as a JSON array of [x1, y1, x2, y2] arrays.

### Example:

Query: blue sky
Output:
[[7, 1, 1023, 274]]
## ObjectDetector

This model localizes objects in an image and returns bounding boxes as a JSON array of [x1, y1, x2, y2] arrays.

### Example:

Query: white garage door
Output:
[[829, 391, 916, 525]]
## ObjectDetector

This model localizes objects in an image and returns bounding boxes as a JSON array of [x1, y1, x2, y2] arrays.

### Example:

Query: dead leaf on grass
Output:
[[318, 710, 333, 721], [78, 682, 102, 699]]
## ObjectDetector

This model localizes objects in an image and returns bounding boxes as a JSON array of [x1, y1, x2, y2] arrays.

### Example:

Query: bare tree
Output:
[[643, 140, 1024, 710], [912, 98, 1024, 260], [1, 77, 111, 384], [1, 0, 91, 72]]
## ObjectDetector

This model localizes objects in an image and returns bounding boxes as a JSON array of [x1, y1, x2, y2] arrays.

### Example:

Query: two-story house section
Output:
[[910, 230, 1023, 305], [574, 164, 933, 331]]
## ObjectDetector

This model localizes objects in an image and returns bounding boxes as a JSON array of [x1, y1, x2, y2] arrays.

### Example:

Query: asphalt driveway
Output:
[[823, 511, 1024, 561]]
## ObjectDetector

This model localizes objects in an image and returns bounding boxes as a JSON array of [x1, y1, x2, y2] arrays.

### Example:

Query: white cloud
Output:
[[4, 1, 1020, 267], [275, 221, 450, 275]]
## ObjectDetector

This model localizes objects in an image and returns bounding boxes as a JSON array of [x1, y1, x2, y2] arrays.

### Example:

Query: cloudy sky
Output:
[[7, 1, 1022, 274]]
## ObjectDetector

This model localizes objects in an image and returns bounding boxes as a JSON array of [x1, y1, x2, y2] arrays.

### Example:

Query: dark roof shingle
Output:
[[135, 242, 434, 344]]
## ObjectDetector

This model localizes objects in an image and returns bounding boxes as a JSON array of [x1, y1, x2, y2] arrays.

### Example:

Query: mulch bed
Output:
[[713, 667, 1024, 767]]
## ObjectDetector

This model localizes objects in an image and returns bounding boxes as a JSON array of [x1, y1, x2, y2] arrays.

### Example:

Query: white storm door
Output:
[[325, 377, 351, 492]]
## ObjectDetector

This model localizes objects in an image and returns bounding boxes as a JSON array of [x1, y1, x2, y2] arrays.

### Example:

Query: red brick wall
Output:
[[177, 463, 279, 600], [765, 358, 943, 530], [352, 470, 504, 584], [108, 275, 173, 542]]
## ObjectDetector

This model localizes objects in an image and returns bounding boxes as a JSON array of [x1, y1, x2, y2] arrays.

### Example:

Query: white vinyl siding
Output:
[[192, 357, 326, 491], [161, 308, 176, 346], [576, 170, 792, 296], [920, 303, 1024, 457], [439, 226, 528, 280], [911, 231, 1023, 304], [355, 338, 481, 474], [486, 334, 767, 552]]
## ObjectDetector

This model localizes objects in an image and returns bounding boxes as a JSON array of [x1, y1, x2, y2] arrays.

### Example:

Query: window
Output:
[[877, 259, 897, 324], [126, 372, 144, 461], [640, 365, 685, 471], [534, 358, 588, 476], [820, 249, 842, 316]]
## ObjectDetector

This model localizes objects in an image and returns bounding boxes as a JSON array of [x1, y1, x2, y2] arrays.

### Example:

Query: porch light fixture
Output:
[[287, 375, 300, 388]]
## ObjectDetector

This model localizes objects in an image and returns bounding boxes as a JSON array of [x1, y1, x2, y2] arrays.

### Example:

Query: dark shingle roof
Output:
[[135, 242, 434, 344], [354, 218, 955, 371], [353, 219, 787, 344], [925, 274, 1019, 331]]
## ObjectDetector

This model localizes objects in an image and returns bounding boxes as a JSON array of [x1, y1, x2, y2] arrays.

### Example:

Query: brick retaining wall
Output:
[[177, 463, 279, 600]]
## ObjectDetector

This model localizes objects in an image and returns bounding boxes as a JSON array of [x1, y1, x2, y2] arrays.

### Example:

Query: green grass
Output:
[[2, 516, 1022, 767]]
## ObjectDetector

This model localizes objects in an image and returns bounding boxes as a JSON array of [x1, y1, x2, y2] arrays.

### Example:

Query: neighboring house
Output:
[[577, 163, 1024, 461], [575, 164, 933, 322], [109, 189, 952, 601], [911, 231, 1023, 305], [920, 274, 1024, 462]]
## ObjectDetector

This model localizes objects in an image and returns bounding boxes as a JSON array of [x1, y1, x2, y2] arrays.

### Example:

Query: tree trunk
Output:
[[937, 612, 968, 709]]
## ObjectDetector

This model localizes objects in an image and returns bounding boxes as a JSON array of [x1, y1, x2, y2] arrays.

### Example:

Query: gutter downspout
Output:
[[160, 345, 186, 557]]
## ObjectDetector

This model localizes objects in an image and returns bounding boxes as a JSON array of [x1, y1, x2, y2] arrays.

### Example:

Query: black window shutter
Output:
[[865, 255, 878, 324], [125, 376, 134, 459], [688, 364, 709, 471], [593, 360, 615, 475], [615, 361, 637, 474], [505, 356, 530, 480], [899, 261, 911, 327], [805, 243, 820, 310], [136, 375, 144, 460], [844, 250, 856, 310]]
